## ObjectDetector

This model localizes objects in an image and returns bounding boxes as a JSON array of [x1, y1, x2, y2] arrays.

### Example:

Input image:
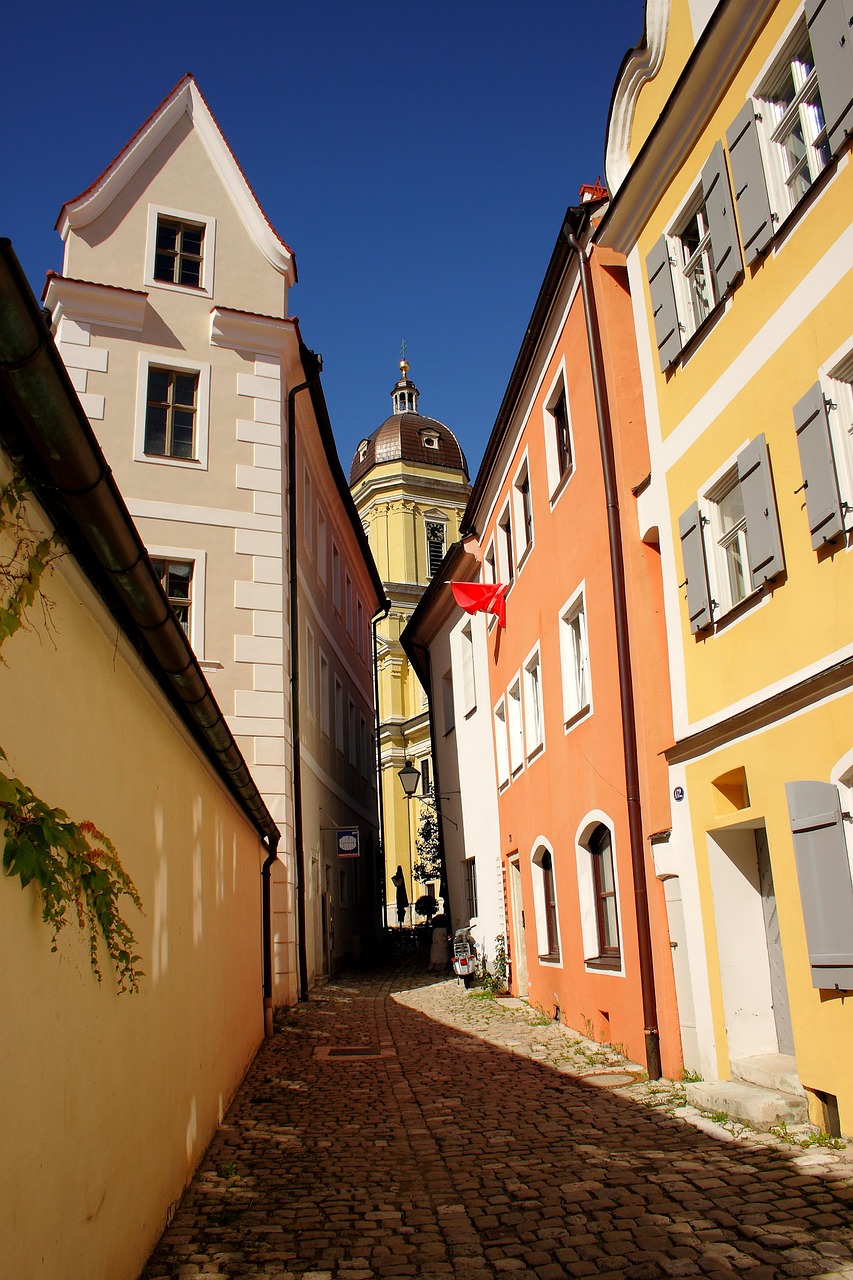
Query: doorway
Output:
[[507, 856, 528, 998]]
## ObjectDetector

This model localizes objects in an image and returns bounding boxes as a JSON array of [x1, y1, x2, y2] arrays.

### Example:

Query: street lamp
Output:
[[397, 760, 421, 797]]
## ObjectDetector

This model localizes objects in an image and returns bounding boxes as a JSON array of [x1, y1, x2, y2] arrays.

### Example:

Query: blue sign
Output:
[[673, 786, 685, 803], [336, 827, 360, 858]]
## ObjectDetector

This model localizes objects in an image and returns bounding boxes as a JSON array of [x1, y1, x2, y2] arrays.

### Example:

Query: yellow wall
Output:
[[0, 509, 266, 1280]]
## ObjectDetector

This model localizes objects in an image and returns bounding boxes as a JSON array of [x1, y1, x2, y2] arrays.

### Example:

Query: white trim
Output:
[[144, 204, 216, 297], [574, 811, 626, 977], [493, 696, 510, 790], [45, 276, 147, 333], [543, 358, 576, 505], [605, 0, 672, 194], [128, 497, 280, 533], [507, 674, 525, 779], [522, 642, 545, 762], [559, 581, 592, 730], [133, 351, 211, 470], [147, 543, 207, 660], [511, 448, 535, 571], [529, 839, 563, 968]]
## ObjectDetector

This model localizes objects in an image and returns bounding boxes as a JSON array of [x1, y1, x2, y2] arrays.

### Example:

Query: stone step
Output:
[[730, 1052, 804, 1096], [686, 1078, 808, 1130]]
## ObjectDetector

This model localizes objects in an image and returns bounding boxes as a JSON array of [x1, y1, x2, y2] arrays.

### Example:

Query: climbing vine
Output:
[[0, 471, 144, 992], [412, 803, 441, 886]]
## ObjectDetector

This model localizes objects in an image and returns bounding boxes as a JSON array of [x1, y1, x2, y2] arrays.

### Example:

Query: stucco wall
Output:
[[0, 512, 266, 1280]]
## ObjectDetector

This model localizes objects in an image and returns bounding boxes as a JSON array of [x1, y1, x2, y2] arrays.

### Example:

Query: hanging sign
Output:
[[337, 827, 360, 859]]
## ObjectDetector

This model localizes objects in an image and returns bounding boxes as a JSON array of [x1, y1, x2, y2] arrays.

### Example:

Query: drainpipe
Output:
[[408, 639, 451, 926], [563, 222, 662, 1080], [287, 371, 317, 1003], [261, 832, 280, 1036], [371, 603, 391, 933]]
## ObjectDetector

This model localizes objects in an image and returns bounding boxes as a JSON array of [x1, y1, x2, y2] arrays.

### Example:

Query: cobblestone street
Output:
[[142, 959, 853, 1280]]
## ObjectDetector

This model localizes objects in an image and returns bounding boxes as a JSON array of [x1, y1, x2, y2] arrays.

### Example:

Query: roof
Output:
[[349, 412, 469, 486], [56, 74, 296, 286]]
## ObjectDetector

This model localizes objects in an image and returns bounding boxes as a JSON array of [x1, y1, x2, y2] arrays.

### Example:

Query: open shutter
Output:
[[701, 141, 743, 298], [646, 237, 682, 371], [793, 382, 845, 547], [738, 434, 785, 583], [786, 780, 853, 990], [806, 0, 853, 157], [726, 102, 774, 264], [678, 503, 712, 632]]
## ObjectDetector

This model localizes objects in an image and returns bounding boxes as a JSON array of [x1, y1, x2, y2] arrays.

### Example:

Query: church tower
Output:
[[350, 361, 469, 925]]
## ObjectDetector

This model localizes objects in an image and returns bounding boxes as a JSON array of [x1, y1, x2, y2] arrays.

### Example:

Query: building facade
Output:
[[44, 75, 384, 999], [600, 0, 853, 1130], [350, 363, 469, 926]]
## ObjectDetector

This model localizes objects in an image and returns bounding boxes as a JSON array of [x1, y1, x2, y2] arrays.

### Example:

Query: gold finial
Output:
[[399, 337, 408, 376]]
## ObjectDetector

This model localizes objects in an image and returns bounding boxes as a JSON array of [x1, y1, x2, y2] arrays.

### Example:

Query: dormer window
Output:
[[421, 430, 440, 450], [358, 440, 369, 463]]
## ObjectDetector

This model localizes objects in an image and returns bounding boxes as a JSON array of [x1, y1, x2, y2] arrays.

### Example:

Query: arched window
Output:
[[589, 823, 620, 964], [532, 846, 560, 962]]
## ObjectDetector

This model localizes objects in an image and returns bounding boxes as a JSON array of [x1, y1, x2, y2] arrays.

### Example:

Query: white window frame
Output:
[[493, 697, 510, 790], [144, 204, 216, 297], [460, 621, 476, 717], [357, 598, 365, 657], [134, 352, 211, 470], [669, 189, 717, 340], [147, 543, 206, 659], [523, 644, 544, 761], [442, 669, 455, 735], [305, 621, 317, 718], [332, 542, 341, 612], [304, 468, 314, 553], [559, 584, 591, 730], [345, 572, 353, 635], [317, 509, 328, 584], [334, 676, 344, 753], [320, 649, 330, 736], [507, 676, 524, 778], [822, 344, 853, 521], [359, 713, 368, 777], [754, 18, 831, 223], [348, 696, 357, 765], [575, 814, 625, 976], [702, 462, 755, 616], [543, 360, 575, 502], [483, 540, 498, 631], [497, 502, 515, 587], [531, 842, 562, 965], [512, 451, 535, 570]]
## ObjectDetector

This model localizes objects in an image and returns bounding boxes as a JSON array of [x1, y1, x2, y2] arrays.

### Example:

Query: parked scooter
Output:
[[452, 927, 477, 987]]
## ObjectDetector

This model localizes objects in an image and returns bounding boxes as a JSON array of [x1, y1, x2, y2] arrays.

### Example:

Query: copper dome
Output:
[[349, 412, 469, 486]]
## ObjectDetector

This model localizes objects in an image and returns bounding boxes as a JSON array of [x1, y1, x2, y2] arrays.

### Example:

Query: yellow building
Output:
[[349, 362, 469, 924], [600, 0, 853, 1133]]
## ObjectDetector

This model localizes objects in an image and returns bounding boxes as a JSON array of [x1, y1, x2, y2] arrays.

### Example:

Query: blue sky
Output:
[[2, 0, 644, 476]]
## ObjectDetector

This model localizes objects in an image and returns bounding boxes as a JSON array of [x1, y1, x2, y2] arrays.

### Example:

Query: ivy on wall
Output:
[[0, 472, 144, 993]]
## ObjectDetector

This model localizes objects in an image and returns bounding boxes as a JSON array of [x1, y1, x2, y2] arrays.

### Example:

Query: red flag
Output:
[[450, 581, 508, 629]]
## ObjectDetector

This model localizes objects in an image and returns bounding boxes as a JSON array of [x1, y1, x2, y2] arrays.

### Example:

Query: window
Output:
[[334, 677, 344, 752], [426, 520, 446, 577], [442, 670, 455, 734], [484, 541, 496, 584], [464, 858, 478, 921], [421, 429, 440, 450], [543, 369, 575, 499], [145, 206, 215, 295], [678, 435, 785, 633], [345, 573, 353, 634], [498, 505, 514, 585], [523, 647, 544, 759], [513, 458, 534, 565], [304, 469, 313, 552], [560, 591, 591, 727], [318, 509, 328, 583], [305, 623, 316, 717], [151, 558, 193, 635], [320, 651, 330, 735], [153, 216, 204, 288], [348, 696, 357, 765], [589, 825, 620, 966], [357, 599, 364, 656], [758, 26, 830, 215], [673, 197, 716, 335], [507, 678, 524, 777], [533, 847, 560, 961], [420, 757, 431, 795], [493, 699, 509, 789], [360, 714, 368, 776], [144, 367, 198, 459], [460, 622, 476, 716], [793, 354, 853, 548], [332, 543, 341, 611]]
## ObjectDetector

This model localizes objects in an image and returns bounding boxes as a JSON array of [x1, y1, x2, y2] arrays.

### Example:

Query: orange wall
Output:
[[481, 248, 681, 1076]]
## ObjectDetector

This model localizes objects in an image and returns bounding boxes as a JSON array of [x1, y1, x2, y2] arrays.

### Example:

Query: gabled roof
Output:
[[56, 73, 296, 286]]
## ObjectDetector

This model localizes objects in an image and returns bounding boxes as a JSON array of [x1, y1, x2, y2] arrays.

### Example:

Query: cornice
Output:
[[44, 274, 148, 333], [605, 0, 672, 195], [210, 306, 298, 357]]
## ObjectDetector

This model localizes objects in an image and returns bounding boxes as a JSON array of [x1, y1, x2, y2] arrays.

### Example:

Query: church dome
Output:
[[349, 361, 468, 485]]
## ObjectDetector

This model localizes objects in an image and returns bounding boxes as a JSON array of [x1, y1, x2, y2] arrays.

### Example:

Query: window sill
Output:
[[526, 742, 544, 765], [564, 704, 591, 733], [517, 542, 533, 574], [538, 952, 561, 964], [585, 954, 622, 971], [140, 452, 203, 468], [549, 466, 574, 509]]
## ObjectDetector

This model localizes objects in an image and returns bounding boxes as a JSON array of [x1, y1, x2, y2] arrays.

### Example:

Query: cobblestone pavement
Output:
[[141, 958, 853, 1280]]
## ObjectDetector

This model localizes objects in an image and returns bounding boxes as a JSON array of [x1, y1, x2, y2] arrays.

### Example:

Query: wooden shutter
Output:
[[678, 503, 712, 632], [726, 102, 774, 264], [646, 236, 682, 371], [738, 434, 785, 584], [701, 141, 743, 298], [786, 780, 853, 990], [806, 0, 853, 157], [793, 382, 845, 548]]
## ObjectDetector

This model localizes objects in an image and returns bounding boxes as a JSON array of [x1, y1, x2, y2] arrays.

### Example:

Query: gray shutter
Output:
[[786, 780, 853, 990], [806, 0, 853, 157], [678, 502, 712, 632], [701, 141, 743, 298], [726, 102, 774, 264], [646, 236, 682, 371], [738, 434, 785, 583], [793, 382, 845, 547]]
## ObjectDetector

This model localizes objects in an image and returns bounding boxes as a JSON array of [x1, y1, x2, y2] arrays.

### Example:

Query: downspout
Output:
[[563, 222, 662, 1080], [409, 639, 451, 926], [261, 833, 280, 1036], [371, 603, 391, 932], [287, 372, 315, 1003]]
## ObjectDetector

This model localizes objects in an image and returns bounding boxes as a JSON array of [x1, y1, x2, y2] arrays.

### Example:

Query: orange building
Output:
[[460, 197, 682, 1077]]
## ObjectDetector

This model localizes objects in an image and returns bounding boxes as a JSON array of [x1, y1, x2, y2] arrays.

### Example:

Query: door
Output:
[[756, 828, 795, 1055], [663, 876, 700, 1070], [507, 856, 528, 998]]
